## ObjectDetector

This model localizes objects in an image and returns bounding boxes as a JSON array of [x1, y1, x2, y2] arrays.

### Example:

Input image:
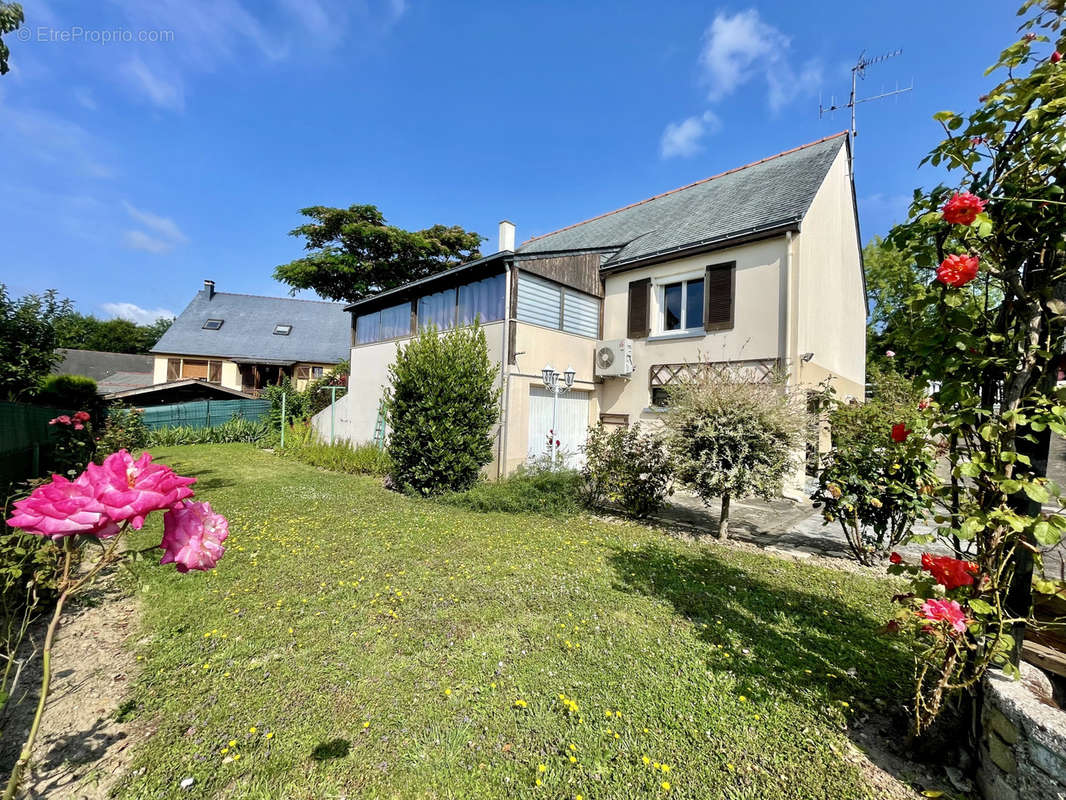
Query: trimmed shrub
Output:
[[663, 368, 805, 540], [385, 324, 501, 495], [438, 466, 583, 516], [582, 423, 673, 517], [37, 374, 100, 416]]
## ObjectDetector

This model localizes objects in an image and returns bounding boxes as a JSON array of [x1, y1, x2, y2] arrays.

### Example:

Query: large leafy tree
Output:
[[0, 2, 23, 76], [0, 285, 72, 400], [273, 205, 484, 303], [55, 312, 173, 354]]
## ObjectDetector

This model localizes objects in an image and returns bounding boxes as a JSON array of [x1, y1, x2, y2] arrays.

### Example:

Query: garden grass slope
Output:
[[119, 444, 918, 799]]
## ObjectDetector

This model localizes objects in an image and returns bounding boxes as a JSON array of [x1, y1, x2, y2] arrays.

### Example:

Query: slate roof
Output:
[[152, 289, 350, 364], [97, 370, 154, 394], [517, 133, 848, 269], [54, 348, 153, 381]]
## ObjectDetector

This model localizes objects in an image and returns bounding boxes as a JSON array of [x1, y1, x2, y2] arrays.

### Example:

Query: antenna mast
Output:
[[819, 49, 913, 173]]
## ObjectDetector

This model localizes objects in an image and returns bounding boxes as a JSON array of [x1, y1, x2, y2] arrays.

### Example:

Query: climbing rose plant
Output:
[[3, 449, 228, 799], [877, 1, 1066, 733]]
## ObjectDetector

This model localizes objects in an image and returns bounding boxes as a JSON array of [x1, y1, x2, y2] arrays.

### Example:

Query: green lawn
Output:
[[117, 444, 911, 799]]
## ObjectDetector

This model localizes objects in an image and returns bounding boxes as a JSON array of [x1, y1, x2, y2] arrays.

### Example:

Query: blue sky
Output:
[[0, 0, 1026, 321]]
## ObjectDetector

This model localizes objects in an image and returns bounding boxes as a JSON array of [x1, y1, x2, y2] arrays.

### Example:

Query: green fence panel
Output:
[[0, 401, 72, 482], [138, 398, 271, 431]]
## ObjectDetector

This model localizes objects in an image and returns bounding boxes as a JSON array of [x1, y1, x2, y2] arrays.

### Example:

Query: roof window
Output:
[[273, 324, 292, 336], [203, 319, 224, 330]]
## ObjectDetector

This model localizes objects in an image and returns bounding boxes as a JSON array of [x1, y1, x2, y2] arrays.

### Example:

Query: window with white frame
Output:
[[658, 275, 704, 334]]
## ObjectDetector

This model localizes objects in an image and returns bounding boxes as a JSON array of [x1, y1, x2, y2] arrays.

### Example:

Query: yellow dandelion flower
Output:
[[220, 747, 229, 754], [661, 764, 670, 773], [568, 755, 577, 763], [265, 732, 274, 740], [537, 764, 547, 773], [445, 688, 452, 696], [661, 781, 671, 791], [233, 754, 241, 761], [249, 727, 257, 734], [642, 756, 651, 765], [228, 740, 237, 747], [363, 721, 370, 729], [738, 695, 747, 702]]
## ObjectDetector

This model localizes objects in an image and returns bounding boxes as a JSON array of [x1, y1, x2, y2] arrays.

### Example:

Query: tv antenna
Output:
[[819, 49, 913, 172]]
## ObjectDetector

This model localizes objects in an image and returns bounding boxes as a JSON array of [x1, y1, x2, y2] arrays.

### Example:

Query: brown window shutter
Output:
[[627, 278, 651, 338], [167, 358, 180, 381], [704, 262, 735, 331]]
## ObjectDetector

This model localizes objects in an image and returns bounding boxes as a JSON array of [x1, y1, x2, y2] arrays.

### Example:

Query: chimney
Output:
[[204, 279, 215, 299], [498, 220, 515, 252]]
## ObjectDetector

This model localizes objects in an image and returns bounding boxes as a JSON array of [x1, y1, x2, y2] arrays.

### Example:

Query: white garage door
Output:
[[527, 387, 590, 469]]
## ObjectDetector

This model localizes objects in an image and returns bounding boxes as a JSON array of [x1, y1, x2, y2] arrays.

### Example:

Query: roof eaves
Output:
[[599, 218, 803, 274], [343, 251, 510, 312]]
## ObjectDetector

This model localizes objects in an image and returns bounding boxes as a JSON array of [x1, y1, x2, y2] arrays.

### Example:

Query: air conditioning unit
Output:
[[594, 338, 633, 378]]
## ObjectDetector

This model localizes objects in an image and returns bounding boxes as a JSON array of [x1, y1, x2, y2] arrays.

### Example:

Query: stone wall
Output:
[[978, 663, 1066, 799]]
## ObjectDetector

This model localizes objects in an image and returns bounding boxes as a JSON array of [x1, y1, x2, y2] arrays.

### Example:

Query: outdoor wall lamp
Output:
[[541, 364, 577, 462]]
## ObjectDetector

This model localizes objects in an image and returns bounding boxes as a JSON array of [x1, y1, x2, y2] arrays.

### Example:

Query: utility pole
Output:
[[819, 49, 913, 173]]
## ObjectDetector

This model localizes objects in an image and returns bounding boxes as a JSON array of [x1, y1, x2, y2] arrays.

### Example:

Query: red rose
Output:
[[920, 553, 980, 590], [936, 254, 980, 287], [73, 411, 91, 423], [941, 192, 987, 225], [890, 423, 911, 443], [1052, 51, 1062, 63], [889, 552, 903, 565]]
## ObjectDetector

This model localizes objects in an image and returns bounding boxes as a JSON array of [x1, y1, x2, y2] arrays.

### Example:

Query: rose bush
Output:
[[869, 1, 1066, 733], [3, 449, 227, 799]]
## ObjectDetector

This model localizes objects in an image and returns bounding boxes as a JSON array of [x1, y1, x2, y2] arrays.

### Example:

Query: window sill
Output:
[[641, 406, 669, 414], [647, 330, 705, 343]]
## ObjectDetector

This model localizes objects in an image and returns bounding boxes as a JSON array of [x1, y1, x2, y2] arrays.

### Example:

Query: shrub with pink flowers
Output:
[[48, 410, 96, 477], [2, 449, 227, 798]]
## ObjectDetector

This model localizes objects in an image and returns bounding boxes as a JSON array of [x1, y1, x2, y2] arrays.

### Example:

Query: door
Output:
[[527, 387, 590, 469]]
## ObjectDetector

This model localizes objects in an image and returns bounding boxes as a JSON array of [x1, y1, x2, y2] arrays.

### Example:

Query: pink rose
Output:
[[55, 415, 71, 426], [159, 501, 229, 573], [74, 423, 85, 431], [85, 450, 195, 529], [73, 411, 91, 423], [6, 473, 120, 540], [919, 598, 969, 636]]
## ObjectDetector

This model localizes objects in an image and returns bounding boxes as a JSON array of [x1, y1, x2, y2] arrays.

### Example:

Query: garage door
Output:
[[527, 387, 590, 469]]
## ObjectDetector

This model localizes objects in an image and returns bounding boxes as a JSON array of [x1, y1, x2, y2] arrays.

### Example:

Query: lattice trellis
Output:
[[648, 358, 782, 388]]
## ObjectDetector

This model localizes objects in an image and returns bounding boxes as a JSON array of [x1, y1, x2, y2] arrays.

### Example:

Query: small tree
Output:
[[385, 324, 500, 495], [663, 368, 805, 540], [0, 286, 72, 401]]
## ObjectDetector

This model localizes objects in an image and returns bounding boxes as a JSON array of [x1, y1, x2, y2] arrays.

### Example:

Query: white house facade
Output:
[[314, 133, 866, 479]]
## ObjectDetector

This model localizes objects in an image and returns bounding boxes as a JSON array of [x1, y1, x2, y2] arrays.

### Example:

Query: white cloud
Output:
[[0, 101, 114, 178], [660, 111, 721, 159], [122, 202, 188, 253], [699, 9, 821, 111], [73, 87, 98, 111], [122, 57, 185, 111], [101, 302, 176, 325]]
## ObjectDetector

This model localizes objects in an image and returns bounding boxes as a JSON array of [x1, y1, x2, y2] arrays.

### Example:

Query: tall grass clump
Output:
[[280, 440, 392, 476], [146, 417, 270, 447], [437, 466, 583, 516]]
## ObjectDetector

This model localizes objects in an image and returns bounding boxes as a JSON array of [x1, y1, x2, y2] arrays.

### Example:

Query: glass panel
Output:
[[685, 278, 704, 329], [379, 302, 411, 339], [417, 287, 456, 332], [208, 361, 222, 384], [458, 273, 505, 326], [663, 282, 682, 331], [312, 366, 324, 378], [355, 311, 380, 344], [167, 358, 180, 381]]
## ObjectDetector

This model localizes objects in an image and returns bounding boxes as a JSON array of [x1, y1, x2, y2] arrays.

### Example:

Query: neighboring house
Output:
[[104, 379, 259, 407], [53, 348, 154, 394], [315, 132, 865, 478], [151, 281, 350, 397]]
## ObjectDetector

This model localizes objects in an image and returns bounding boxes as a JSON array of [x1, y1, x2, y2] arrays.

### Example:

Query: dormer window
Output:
[[203, 319, 223, 330], [273, 324, 292, 336]]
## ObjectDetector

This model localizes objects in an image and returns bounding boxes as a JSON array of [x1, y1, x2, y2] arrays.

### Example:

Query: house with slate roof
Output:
[[317, 132, 865, 479], [151, 282, 350, 397]]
